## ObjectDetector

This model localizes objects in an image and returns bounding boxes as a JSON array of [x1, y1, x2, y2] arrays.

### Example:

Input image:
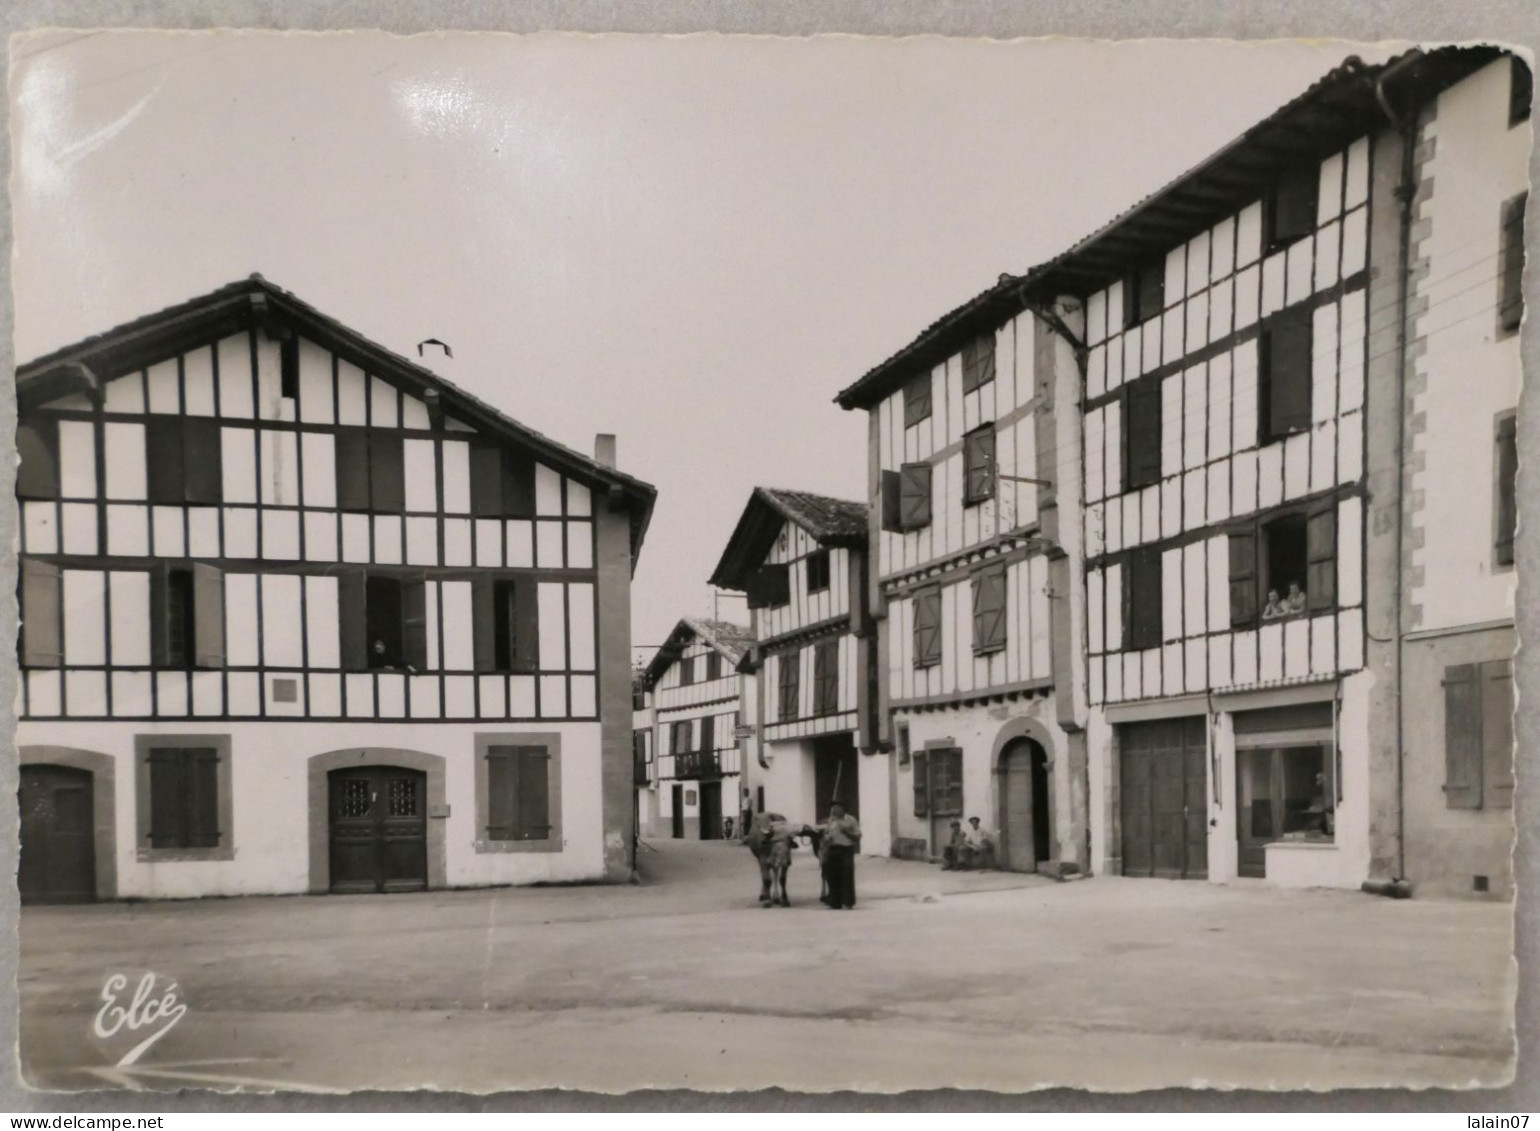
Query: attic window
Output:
[[1267, 165, 1319, 253], [1123, 260, 1164, 328], [807, 549, 831, 593], [280, 338, 299, 400]]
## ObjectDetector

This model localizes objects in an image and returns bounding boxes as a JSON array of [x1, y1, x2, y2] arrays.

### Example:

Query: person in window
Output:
[[370, 638, 416, 673], [1262, 589, 1286, 621], [1285, 581, 1307, 615], [819, 803, 862, 910]]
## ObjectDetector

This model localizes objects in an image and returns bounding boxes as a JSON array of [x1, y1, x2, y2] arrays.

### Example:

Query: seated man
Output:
[[961, 816, 996, 870], [941, 820, 966, 870]]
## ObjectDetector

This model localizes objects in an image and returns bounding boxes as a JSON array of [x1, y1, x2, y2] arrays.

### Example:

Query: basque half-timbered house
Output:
[[14, 275, 655, 902], [710, 489, 881, 850], [834, 283, 1089, 875], [637, 618, 754, 841]]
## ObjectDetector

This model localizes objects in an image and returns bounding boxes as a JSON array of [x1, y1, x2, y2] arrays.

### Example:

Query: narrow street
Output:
[[19, 840, 1514, 1094]]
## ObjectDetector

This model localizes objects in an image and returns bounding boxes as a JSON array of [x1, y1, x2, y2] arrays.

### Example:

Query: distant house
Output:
[[638, 618, 755, 840], [15, 276, 656, 902], [709, 488, 878, 842]]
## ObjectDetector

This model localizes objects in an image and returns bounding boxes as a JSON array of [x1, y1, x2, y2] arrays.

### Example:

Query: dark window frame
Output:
[[17, 418, 60, 500], [962, 426, 996, 508], [1498, 192, 1526, 337], [1123, 260, 1165, 329], [1123, 546, 1163, 652], [146, 417, 223, 506], [903, 373, 933, 427], [812, 638, 840, 716], [134, 734, 234, 863], [1495, 411, 1518, 569], [913, 586, 943, 669], [806, 548, 832, 593], [777, 648, 802, 721], [1225, 499, 1338, 629], [971, 564, 1008, 656], [1123, 377, 1163, 491], [961, 334, 996, 394], [1258, 305, 1314, 444], [1265, 163, 1320, 255]]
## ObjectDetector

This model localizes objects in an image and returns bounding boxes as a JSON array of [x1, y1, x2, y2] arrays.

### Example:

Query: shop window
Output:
[[904, 373, 932, 427], [1499, 193, 1526, 336], [1123, 260, 1165, 328], [913, 587, 942, 668], [1259, 306, 1313, 443], [146, 417, 223, 505], [806, 549, 831, 593], [961, 334, 995, 394], [1236, 744, 1335, 854], [963, 427, 996, 507]]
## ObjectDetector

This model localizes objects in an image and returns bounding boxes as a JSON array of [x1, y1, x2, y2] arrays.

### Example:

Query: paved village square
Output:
[[9, 38, 1529, 1097]]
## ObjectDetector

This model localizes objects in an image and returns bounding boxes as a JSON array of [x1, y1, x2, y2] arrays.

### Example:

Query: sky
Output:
[[8, 29, 1387, 658]]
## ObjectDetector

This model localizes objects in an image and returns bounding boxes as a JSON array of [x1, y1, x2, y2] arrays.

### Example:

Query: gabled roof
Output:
[[642, 617, 755, 686], [15, 274, 658, 559], [708, 486, 867, 591], [834, 44, 1504, 411]]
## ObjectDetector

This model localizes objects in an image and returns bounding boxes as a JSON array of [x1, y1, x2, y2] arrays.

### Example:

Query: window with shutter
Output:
[[17, 420, 59, 499], [899, 463, 933, 529], [1259, 306, 1313, 443], [147, 748, 222, 850], [1125, 261, 1165, 328], [470, 443, 504, 516], [700, 714, 715, 755], [1268, 164, 1319, 252], [912, 749, 930, 816], [778, 649, 801, 720], [1443, 664, 1483, 810], [147, 749, 186, 848], [904, 373, 932, 427], [707, 651, 723, 680], [1124, 380, 1162, 490], [813, 639, 839, 716], [485, 745, 553, 841], [961, 334, 996, 394], [1496, 414, 1518, 567], [806, 549, 831, 593], [972, 566, 1008, 655], [146, 417, 185, 505], [192, 563, 226, 668], [1228, 528, 1258, 628], [1125, 548, 1163, 652], [369, 432, 406, 513], [881, 469, 903, 533], [401, 573, 428, 671], [930, 748, 964, 816], [364, 575, 407, 670], [1499, 193, 1526, 335], [913, 588, 942, 668], [335, 432, 371, 511], [1305, 503, 1337, 613], [765, 564, 791, 608], [963, 428, 996, 507], [671, 721, 690, 756], [183, 420, 223, 505], [1481, 660, 1514, 810], [338, 570, 369, 671], [152, 566, 197, 669], [20, 559, 62, 668]]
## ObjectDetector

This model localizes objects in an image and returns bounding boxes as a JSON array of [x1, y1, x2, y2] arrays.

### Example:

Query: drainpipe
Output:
[[1371, 52, 1422, 891]]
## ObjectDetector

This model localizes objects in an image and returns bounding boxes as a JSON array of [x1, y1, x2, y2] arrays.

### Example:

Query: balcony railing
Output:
[[673, 751, 722, 780]]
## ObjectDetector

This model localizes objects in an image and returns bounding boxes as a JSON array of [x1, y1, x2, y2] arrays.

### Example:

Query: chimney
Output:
[[595, 433, 617, 468]]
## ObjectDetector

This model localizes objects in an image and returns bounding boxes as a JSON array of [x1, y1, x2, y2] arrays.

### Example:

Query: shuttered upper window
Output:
[[961, 334, 995, 394], [883, 465, 933, 533], [1499, 193, 1526, 336], [1267, 164, 1320, 253], [338, 571, 429, 672], [1124, 547, 1162, 652], [806, 549, 831, 593], [903, 374, 932, 427], [20, 559, 62, 668], [336, 431, 406, 513], [485, 745, 552, 841], [963, 427, 996, 507], [1124, 261, 1165, 328], [971, 565, 1008, 655], [747, 564, 791, 609], [812, 638, 840, 716], [152, 563, 225, 669], [17, 420, 59, 499], [777, 649, 801, 720], [1259, 305, 1313, 443], [1227, 500, 1337, 628], [1496, 414, 1518, 567], [146, 418, 223, 506], [706, 651, 723, 680], [1124, 379, 1162, 490], [470, 443, 537, 517], [913, 587, 942, 669], [1443, 660, 1513, 811], [472, 577, 539, 673]]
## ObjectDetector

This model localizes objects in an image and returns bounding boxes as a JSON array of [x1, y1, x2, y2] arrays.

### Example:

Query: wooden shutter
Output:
[[1228, 527, 1257, 627], [486, 747, 516, 839], [335, 432, 372, 511], [932, 749, 963, 816], [192, 563, 226, 668], [145, 417, 185, 505], [1481, 660, 1514, 810], [962, 334, 995, 393], [1137, 262, 1164, 325], [503, 450, 537, 516], [147, 749, 187, 848], [1496, 415, 1517, 566], [1443, 664, 1482, 809], [516, 748, 552, 839], [700, 714, 715, 758], [149, 562, 172, 668], [472, 577, 496, 671], [778, 650, 800, 719], [1263, 309, 1313, 440], [972, 567, 1007, 654], [899, 463, 932, 529], [186, 750, 221, 848], [401, 573, 428, 671], [881, 470, 903, 533], [182, 420, 224, 505], [1270, 164, 1319, 248], [1125, 380, 1163, 489], [813, 640, 838, 715], [707, 651, 722, 680], [369, 433, 405, 512], [904, 374, 932, 427], [470, 443, 504, 516], [964, 429, 996, 505], [1127, 548, 1162, 651], [1305, 502, 1337, 612], [912, 749, 929, 816], [16, 420, 59, 499], [512, 581, 539, 673], [20, 559, 62, 668], [1499, 193, 1526, 333], [914, 589, 941, 667], [338, 569, 369, 671]]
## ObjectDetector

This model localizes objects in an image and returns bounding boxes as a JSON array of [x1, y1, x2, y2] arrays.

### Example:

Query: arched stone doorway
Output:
[[997, 737, 1052, 873], [18, 746, 117, 903], [308, 748, 447, 893]]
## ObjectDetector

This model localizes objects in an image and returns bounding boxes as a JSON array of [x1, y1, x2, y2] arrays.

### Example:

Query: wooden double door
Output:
[[1119, 718, 1209, 879], [328, 766, 428, 894], [19, 765, 97, 905]]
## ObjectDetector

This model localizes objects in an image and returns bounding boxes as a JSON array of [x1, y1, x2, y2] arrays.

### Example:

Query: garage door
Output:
[[1119, 717, 1208, 879]]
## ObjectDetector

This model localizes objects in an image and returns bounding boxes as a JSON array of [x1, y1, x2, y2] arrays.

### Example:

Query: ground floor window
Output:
[[474, 733, 563, 852], [134, 734, 233, 861]]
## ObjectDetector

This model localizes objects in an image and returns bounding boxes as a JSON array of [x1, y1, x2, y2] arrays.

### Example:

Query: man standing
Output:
[[820, 803, 862, 910]]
